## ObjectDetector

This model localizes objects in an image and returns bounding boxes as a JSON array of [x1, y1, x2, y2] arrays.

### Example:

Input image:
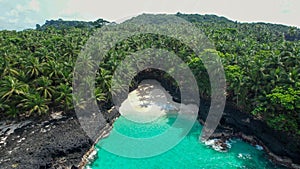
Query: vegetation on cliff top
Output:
[[0, 14, 299, 136]]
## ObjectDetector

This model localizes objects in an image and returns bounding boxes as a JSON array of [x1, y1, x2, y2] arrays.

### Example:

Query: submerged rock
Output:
[[204, 138, 231, 152], [255, 145, 264, 151]]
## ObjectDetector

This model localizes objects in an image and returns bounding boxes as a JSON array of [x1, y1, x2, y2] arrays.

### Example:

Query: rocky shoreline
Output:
[[1, 80, 300, 169], [79, 80, 300, 169], [77, 122, 114, 169], [0, 108, 119, 169], [79, 102, 300, 169], [198, 100, 300, 169]]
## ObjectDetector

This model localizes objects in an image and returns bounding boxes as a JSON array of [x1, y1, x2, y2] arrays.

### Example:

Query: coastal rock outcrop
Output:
[[198, 100, 300, 167], [0, 109, 119, 169]]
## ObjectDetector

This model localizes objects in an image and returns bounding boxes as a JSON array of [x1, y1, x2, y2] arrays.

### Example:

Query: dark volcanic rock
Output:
[[198, 100, 300, 167], [0, 110, 119, 169], [0, 88, 299, 168]]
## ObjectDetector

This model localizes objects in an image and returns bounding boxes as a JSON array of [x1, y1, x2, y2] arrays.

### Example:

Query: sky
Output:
[[0, 0, 299, 30]]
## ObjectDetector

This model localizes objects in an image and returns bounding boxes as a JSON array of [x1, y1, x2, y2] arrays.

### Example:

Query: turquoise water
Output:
[[87, 116, 285, 169]]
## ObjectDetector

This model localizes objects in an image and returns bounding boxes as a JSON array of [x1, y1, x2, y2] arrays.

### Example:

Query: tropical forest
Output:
[[1, 14, 299, 134], [0, 13, 300, 168]]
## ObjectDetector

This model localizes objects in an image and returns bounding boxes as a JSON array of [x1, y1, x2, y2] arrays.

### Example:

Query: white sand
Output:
[[119, 80, 198, 123]]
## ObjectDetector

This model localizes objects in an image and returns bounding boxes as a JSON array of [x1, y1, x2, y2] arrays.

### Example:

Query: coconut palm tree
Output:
[[0, 76, 28, 100], [34, 76, 55, 99], [55, 83, 73, 111], [18, 90, 49, 116], [24, 55, 44, 78]]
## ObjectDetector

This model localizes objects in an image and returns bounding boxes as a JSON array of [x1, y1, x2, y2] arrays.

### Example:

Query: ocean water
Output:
[[86, 116, 285, 169]]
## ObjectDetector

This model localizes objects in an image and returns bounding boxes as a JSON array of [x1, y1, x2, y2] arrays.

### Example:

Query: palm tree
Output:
[[24, 56, 44, 78], [55, 83, 73, 111], [34, 76, 55, 99], [94, 87, 107, 102], [18, 91, 49, 116], [44, 60, 64, 82], [0, 54, 19, 77], [0, 76, 28, 100]]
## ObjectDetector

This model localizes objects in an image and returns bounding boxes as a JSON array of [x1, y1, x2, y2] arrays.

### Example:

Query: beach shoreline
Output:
[[1, 80, 299, 169]]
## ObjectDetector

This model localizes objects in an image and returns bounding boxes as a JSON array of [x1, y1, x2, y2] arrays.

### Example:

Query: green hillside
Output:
[[0, 14, 299, 136]]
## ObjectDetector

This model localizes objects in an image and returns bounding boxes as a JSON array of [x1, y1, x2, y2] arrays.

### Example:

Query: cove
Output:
[[85, 80, 286, 169], [85, 115, 285, 169]]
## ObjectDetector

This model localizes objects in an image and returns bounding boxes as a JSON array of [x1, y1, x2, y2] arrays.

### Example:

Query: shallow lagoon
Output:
[[86, 116, 285, 169]]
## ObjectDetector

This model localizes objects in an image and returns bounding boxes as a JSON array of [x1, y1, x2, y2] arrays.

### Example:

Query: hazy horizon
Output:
[[0, 0, 300, 30]]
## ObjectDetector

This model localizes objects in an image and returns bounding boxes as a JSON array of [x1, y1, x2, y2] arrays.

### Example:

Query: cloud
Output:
[[55, 0, 300, 28], [24, 17, 38, 24], [0, 0, 43, 30], [6, 0, 40, 17], [0, 0, 299, 30], [8, 18, 19, 24], [28, 0, 40, 12], [6, 4, 26, 17]]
